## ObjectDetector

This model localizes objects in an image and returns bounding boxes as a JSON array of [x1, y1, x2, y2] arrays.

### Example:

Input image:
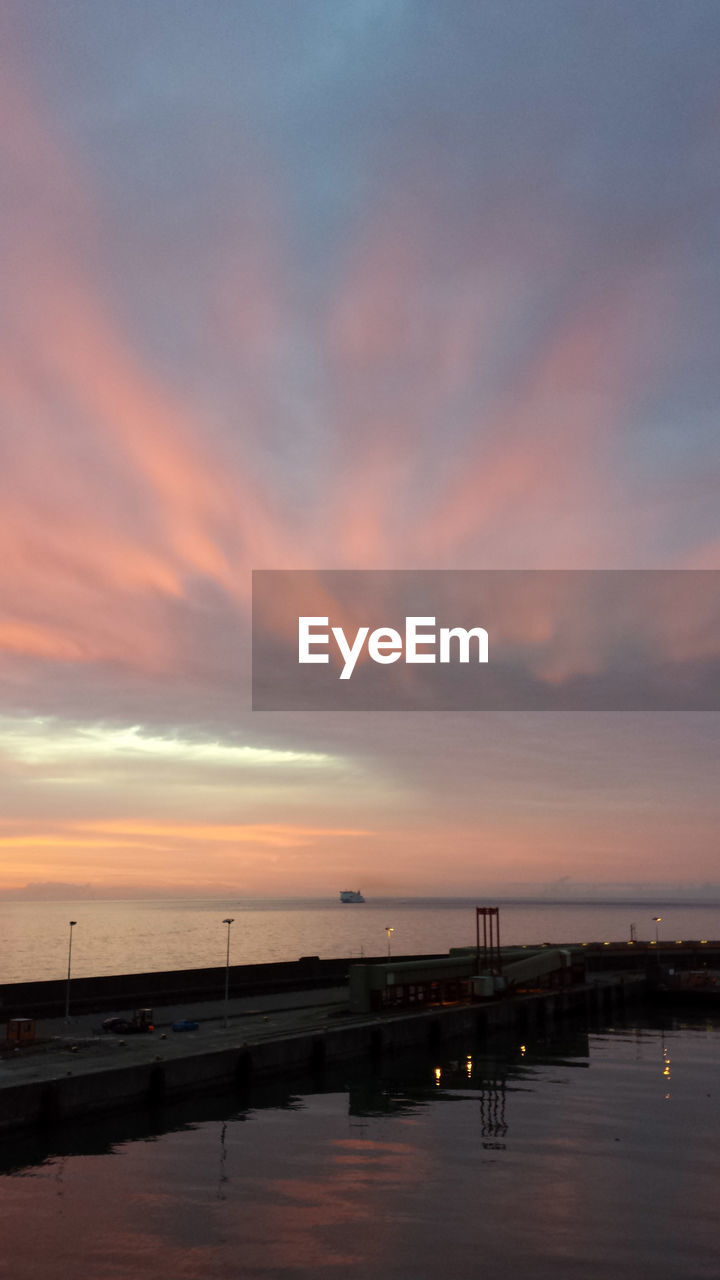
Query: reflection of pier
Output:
[[343, 1030, 592, 1159], [478, 1076, 507, 1144]]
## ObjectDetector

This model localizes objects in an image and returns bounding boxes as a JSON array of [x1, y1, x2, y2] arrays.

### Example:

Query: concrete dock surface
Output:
[[1, 986, 350, 1090]]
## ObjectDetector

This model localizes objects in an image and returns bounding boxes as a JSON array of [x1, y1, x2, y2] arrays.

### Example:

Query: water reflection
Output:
[[1, 1014, 719, 1279], [0, 1027, 594, 1175], [216, 1120, 228, 1201]]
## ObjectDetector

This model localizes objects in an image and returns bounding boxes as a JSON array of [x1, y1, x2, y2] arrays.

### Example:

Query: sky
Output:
[[1, 0, 719, 898]]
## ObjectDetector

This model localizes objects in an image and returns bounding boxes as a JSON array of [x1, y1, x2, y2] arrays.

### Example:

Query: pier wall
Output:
[[0, 975, 642, 1135], [1, 957, 342, 1020], [3, 941, 717, 1022], [1, 954, 443, 1021]]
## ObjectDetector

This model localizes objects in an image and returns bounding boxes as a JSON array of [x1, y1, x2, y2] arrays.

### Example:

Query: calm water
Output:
[[1, 1016, 719, 1278], [3, 897, 720, 984]]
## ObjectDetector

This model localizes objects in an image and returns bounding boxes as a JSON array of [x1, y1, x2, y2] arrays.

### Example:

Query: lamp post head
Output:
[[223, 917, 234, 925], [69, 920, 77, 927]]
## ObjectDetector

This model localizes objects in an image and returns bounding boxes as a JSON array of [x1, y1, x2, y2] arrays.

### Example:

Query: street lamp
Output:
[[222, 918, 234, 1028], [65, 921, 77, 1023], [652, 916, 662, 944], [385, 925, 394, 958]]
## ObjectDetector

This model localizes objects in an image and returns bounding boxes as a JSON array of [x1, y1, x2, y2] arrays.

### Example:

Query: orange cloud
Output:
[[0, 63, 308, 677], [0, 816, 372, 890]]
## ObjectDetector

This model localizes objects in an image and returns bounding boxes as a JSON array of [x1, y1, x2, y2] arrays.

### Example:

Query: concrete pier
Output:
[[0, 965, 644, 1136], [4, 938, 718, 1136]]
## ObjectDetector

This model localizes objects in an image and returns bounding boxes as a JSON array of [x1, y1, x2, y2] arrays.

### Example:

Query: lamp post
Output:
[[652, 916, 662, 945], [222, 918, 234, 1028], [385, 925, 394, 958], [65, 921, 77, 1023]]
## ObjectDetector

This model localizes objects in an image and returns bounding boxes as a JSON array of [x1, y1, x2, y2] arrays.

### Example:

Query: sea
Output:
[[2, 896, 720, 985], [1, 1015, 719, 1278]]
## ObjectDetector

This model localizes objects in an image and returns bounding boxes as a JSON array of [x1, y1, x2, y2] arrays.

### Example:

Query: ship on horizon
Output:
[[339, 889, 365, 903]]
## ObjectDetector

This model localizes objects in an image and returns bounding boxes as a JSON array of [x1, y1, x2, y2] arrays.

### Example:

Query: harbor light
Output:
[[652, 916, 662, 944], [222, 918, 234, 1029], [65, 921, 77, 1023], [385, 925, 394, 958]]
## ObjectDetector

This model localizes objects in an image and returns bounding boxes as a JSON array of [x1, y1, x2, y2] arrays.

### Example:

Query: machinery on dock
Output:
[[102, 1008, 154, 1034], [348, 947, 586, 1014]]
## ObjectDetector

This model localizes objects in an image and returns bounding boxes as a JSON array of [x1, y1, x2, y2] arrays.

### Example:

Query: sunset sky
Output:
[[1, 1, 719, 898]]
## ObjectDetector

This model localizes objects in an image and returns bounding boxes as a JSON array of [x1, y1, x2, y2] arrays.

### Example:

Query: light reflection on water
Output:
[[4, 897, 720, 983], [2, 1018, 720, 1279]]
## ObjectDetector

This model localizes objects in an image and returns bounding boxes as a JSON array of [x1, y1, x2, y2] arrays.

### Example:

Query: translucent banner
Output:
[[252, 570, 720, 711]]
